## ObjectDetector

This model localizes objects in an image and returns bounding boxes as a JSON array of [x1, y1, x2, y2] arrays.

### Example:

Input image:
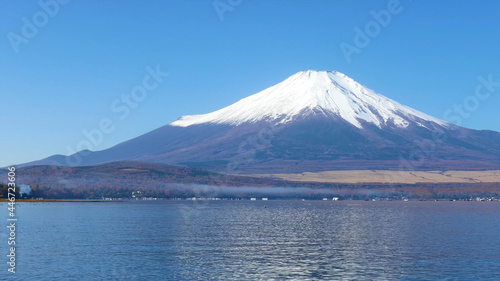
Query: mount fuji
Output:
[[24, 70, 500, 173]]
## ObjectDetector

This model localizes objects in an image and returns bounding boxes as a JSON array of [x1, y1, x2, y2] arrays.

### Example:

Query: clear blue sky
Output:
[[1, 0, 499, 167]]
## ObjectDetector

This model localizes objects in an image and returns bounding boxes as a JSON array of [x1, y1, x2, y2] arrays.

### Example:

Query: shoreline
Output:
[[0, 199, 124, 203]]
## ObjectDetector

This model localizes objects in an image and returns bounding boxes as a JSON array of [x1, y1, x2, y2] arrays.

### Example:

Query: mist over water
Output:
[[18, 184, 31, 195], [176, 184, 401, 199]]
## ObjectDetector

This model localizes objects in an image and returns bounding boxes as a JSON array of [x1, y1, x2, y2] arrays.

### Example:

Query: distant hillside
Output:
[[1, 162, 499, 200], [0, 162, 288, 198]]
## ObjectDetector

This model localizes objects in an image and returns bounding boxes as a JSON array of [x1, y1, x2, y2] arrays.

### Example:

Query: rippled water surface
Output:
[[1, 200, 499, 280]]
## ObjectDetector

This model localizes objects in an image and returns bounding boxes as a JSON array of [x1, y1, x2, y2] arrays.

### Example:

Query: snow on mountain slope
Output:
[[171, 70, 451, 129]]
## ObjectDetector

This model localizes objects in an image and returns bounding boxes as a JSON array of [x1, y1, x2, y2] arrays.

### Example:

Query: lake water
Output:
[[0, 200, 499, 280]]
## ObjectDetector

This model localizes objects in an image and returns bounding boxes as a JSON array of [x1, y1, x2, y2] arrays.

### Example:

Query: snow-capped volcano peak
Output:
[[170, 70, 450, 129], [25, 70, 500, 171]]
